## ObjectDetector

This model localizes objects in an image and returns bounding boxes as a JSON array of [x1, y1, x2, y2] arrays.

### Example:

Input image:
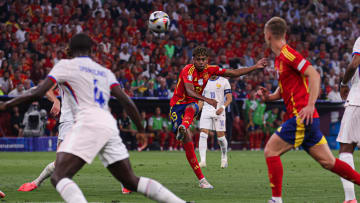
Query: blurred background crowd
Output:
[[0, 0, 355, 150]]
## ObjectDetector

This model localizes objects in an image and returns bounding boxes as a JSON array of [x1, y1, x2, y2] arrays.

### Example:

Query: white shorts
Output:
[[58, 121, 74, 141], [58, 109, 129, 167], [199, 113, 226, 131], [337, 105, 360, 145]]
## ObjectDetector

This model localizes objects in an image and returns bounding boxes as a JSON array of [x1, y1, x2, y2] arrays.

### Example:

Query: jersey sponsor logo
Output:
[[198, 79, 203, 85], [187, 75, 193, 81]]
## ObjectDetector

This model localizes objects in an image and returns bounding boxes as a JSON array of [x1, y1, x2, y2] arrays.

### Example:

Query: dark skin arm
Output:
[[111, 85, 144, 133], [0, 78, 54, 111], [184, 82, 217, 108], [340, 54, 360, 100]]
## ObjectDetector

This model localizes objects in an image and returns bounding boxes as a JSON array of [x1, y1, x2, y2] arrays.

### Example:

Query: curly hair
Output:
[[192, 46, 209, 57]]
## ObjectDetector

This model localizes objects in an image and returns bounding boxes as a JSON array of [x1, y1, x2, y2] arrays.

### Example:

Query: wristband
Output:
[[340, 81, 349, 87]]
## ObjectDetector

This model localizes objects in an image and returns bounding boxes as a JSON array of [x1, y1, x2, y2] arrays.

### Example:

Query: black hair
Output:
[[69, 33, 93, 55]]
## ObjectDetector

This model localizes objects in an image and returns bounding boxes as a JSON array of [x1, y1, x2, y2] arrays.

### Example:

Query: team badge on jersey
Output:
[[216, 84, 221, 88], [187, 75, 193, 81], [198, 79, 203, 86]]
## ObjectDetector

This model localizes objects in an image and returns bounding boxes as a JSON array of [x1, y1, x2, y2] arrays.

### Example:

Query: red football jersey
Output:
[[170, 64, 226, 107], [275, 44, 319, 119]]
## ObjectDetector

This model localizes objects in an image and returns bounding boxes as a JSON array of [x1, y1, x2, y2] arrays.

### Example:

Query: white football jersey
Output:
[[48, 57, 119, 121], [202, 77, 231, 116], [346, 37, 360, 106]]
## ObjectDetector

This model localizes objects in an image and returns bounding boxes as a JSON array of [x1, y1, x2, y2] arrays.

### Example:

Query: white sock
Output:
[[137, 177, 185, 203], [33, 162, 55, 186], [272, 196, 282, 203], [218, 136, 228, 161], [340, 153, 356, 201], [56, 178, 87, 203], [199, 132, 208, 163]]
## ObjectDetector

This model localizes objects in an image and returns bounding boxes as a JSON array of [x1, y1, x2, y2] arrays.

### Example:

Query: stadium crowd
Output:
[[0, 0, 356, 149]]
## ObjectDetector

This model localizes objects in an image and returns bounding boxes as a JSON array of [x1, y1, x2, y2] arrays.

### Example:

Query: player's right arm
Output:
[[340, 54, 360, 100], [0, 78, 54, 111], [45, 84, 61, 116], [183, 80, 218, 108], [111, 85, 144, 133]]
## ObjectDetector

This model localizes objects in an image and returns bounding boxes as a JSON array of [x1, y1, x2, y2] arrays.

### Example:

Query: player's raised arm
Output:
[[340, 54, 360, 100], [298, 65, 321, 125], [111, 85, 144, 132], [0, 78, 54, 111], [222, 58, 268, 77]]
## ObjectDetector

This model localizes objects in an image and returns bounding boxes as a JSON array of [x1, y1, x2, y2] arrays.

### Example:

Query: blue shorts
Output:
[[169, 103, 199, 133], [275, 117, 327, 151], [248, 124, 260, 132]]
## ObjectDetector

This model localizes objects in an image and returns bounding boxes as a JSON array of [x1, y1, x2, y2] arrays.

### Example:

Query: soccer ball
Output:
[[148, 11, 170, 33]]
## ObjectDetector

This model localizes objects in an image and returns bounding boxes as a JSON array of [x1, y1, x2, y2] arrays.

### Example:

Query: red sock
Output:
[[258, 132, 264, 149], [168, 132, 175, 148], [160, 132, 166, 148], [181, 106, 196, 129], [266, 156, 283, 197], [331, 158, 360, 185], [183, 141, 204, 180], [250, 133, 255, 149]]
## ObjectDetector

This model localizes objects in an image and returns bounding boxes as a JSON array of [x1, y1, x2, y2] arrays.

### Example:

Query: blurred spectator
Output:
[[0, 70, 12, 94], [8, 83, 25, 97], [148, 107, 168, 151], [155, 78, 169, 98], [118, 111, 137, 150], [22, 101, 47, 137], [11, 106, 23, 137]]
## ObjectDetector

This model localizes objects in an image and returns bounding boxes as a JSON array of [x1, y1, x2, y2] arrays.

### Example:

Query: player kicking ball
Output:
[[198, 76, 232, 168], [258, 17, 360, 203], [169, 46, 268, 189], [337, 36, 360, 203], [0, 33, 190, 203]]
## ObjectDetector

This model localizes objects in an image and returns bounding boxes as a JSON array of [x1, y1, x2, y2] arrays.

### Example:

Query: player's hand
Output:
[[256, 86, 270, 102], [298, 104, 315, 125], [216, 107, 224, 115], [50, 100, 60, 116], [340, 85, 350, 100], [0, 101, 6, 111], [206, 98, 218, 109], [254, 58, 269, 69]]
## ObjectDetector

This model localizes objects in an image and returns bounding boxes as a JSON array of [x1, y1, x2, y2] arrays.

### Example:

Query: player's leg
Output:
[[107, 159, 187, 203], [217, 131, 228, 168], [339, 143, 356, 203], [183, 128, 213, 188], [308, 142, 360, 184], [214, 116, 228, 168], [199, 128, 210, 167], [336, 106, 360, 202], [18, 134, 65, 191], [177, 104, 198, 140], [50, 152, 87, 203], [264, 134, 293, 203], [102, 134, 187, 202]]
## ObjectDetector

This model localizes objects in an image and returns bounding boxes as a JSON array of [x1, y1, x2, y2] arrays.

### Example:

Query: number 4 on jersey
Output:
[[94, 79, 105, 107]]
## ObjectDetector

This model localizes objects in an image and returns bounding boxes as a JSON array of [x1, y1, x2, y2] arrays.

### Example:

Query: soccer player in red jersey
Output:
[[257, 17, 360, 203], [169, 46, 268, 188]]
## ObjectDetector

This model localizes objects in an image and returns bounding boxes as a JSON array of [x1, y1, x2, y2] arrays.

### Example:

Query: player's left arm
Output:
[[111, 85, 144, 133], [298, 65, 321, 125], [0, 78, 54, 111], [222, 58, 268, 77], [340, 54, 360, 100], [216, 93, 232, 115]]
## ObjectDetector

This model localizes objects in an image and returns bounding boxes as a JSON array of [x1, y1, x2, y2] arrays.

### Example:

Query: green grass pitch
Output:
[[1, 150, 360, 203]]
